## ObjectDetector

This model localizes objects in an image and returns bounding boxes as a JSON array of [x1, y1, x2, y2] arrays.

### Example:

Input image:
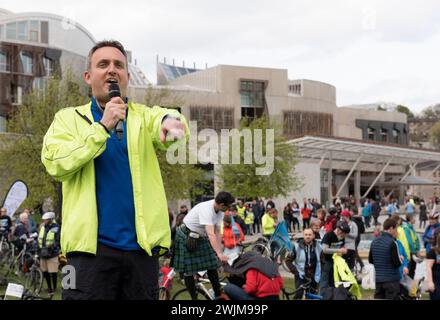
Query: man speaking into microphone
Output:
[[41, 40, 188, 300]]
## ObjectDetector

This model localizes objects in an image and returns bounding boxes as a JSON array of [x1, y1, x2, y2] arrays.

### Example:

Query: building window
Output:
[[190, 106, 234, 132], [284, 111, 333, 137], [240, 80, 265, 120], [380, 128, 387, 142], [6, 22, 16, 39], [289, 84, 302, 95], [29, 20, 39, 42], [43, 57, 53, 76], [368, 127, 375, 141], [0, 51, 9, 72], [10, 84, 23, 105], [0, 25, 3, 39], [392, 129, 399, 144], [5, 21, 40, 42], [17, 21, 27, 41], [20, 51, 33, 74]]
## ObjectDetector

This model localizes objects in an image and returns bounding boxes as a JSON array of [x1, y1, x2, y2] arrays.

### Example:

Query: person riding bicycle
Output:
[[223, 251, 283, 300], [38, 212, 61, 296], [320, 220, 349, 293], [285, 228, 322, 299]]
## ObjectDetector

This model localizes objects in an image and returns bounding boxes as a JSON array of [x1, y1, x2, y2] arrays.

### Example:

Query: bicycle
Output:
[[171, 271, 228, 300], [281, 278, 322, 300], [5, 233, 38, 277], [158, 267, 176, 300], [23, 252, 43, 296], [0, 232, 13, 268], [250, 236, 292, 272]]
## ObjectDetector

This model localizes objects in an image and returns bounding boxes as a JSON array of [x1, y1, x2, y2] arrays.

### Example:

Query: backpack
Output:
[[321, 286, 354, 300], [353, 216, 365, 234]]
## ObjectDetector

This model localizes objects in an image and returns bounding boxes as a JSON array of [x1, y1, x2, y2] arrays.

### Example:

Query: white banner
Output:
[[2, 180, 28, 217]]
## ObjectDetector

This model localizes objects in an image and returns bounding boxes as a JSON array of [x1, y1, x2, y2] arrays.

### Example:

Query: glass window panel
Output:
[[20, 51, 33, 74], [6, 22, 16, 39], [17, 21, 27, 41], [0, 51, 8, 71]]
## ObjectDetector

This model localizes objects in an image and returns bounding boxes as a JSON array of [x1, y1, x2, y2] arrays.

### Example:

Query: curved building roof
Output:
[[0, 8, 150, 86]]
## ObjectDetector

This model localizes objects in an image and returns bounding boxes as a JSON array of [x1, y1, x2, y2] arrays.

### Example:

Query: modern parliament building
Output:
[[2, 8, 439, 208]]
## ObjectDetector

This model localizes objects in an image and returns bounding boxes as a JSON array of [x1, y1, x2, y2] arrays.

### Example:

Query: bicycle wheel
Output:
[[158, 287, 170, 300], [172, 287, 211, 300], [250, 243, 270, 257], [0, 241, 10, 265], [3, 250, 16, 277], [24, 267, 43, 295]]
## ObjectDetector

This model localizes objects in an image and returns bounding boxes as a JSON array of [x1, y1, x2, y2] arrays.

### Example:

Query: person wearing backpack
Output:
[[341, 210, 358, 270]]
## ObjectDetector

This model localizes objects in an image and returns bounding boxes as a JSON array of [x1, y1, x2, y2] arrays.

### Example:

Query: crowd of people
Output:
[[0, 207, 61, 296], [163, 194, 440, 301]]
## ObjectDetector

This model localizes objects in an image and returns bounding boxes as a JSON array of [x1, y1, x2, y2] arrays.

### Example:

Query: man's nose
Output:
[[107, 62, 117, 75]]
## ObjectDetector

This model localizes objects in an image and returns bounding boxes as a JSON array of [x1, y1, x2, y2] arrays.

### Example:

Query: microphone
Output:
[[108, 82, 124, 140]]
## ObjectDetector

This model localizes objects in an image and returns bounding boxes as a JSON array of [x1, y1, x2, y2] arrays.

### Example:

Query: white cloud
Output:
[[2, 0, 440, 112]]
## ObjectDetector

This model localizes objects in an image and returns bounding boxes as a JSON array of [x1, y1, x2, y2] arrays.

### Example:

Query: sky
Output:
[[2, 0, 440, 114]]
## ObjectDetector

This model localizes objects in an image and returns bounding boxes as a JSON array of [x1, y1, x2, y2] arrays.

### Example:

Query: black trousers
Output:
[[374, 281, 400, 300], [62, 243, 159, 300]]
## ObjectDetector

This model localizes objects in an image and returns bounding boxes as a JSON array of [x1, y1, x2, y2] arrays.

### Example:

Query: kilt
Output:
[[172, 225, 220, 273]]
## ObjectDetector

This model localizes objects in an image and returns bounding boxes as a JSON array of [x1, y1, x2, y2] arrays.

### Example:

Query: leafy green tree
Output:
[[396, 105, 414, 119], [217, 116, 303, 199], [429, 120, 440, 148], [0, 71, 89, 214]]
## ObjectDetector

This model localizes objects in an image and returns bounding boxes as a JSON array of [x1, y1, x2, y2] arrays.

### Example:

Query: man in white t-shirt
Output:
[[172, 191, 235, 299]]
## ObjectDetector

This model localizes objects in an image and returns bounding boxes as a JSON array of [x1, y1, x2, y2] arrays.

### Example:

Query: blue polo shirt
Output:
[[91, 97, 141, 251]]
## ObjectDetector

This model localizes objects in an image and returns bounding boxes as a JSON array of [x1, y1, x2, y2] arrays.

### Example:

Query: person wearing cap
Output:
[[340, 210, 358, 270], [319, 220, 349, 292], [368, 218, 402, 300], [38, 212, 61, 295]]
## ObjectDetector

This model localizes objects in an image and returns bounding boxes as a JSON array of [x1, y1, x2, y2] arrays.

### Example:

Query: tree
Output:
[[421, 104, 440, 119], [429, 120, 440, 148], [216, 116, 303, 199], [396, 105, 414, 119], [143, 85, 205, 202], [0, 70, 89, 214]]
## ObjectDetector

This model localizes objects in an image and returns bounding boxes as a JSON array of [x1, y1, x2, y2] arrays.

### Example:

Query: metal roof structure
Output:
[[287, 135, 440, 200], [288, 135, 440, 167]]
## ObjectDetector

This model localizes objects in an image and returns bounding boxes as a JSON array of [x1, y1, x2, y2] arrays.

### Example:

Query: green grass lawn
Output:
[[0, 268, 426, 300]]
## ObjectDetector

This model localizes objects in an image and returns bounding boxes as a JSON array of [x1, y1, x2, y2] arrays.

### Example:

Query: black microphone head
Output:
[[108, 82, 121, 99]]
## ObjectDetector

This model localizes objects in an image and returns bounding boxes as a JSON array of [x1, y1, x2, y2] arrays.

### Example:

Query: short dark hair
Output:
[[87, 40, 127, 70], [215, 191, 235, 206], [383, 218, 397, 231]]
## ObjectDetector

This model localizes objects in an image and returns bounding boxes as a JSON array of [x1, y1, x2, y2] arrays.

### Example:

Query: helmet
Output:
[[429, 212, 440, 219], [336, 221, 350, 233], [328, 207, 337, 215], [42, 211, 55, 220]]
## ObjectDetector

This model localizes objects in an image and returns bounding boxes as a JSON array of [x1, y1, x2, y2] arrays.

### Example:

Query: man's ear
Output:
[[84, 71, 91, 86]]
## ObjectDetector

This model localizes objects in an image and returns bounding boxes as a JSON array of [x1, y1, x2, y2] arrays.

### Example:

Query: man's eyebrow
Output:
[[96, 58, 125, 65]]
